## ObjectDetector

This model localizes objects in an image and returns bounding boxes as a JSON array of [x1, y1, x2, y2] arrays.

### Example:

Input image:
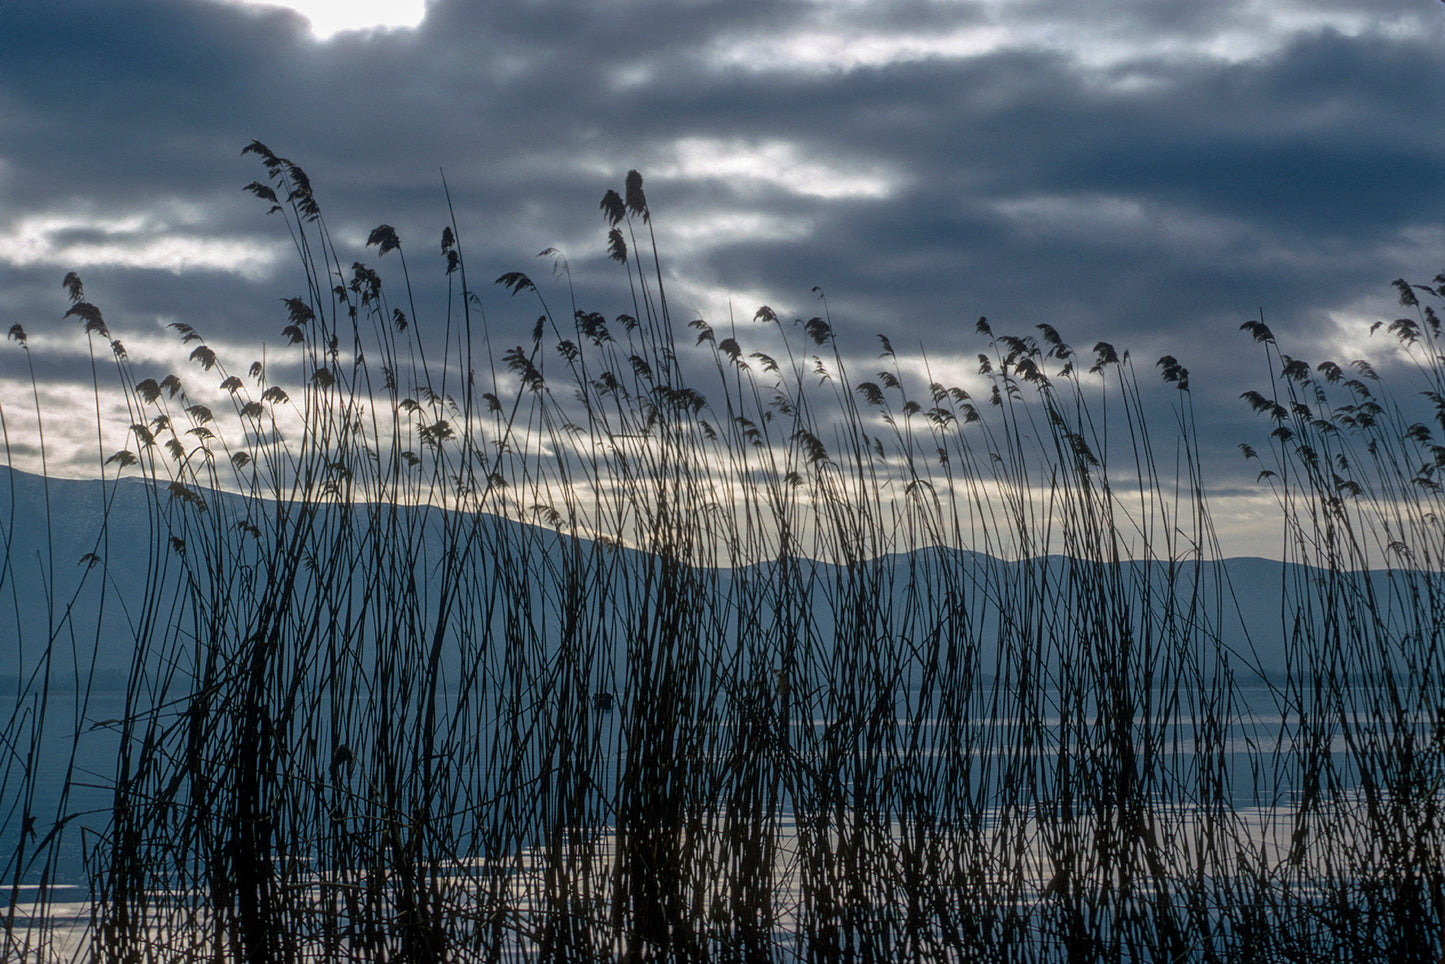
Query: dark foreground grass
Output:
[[1, 146, 1442, 962]]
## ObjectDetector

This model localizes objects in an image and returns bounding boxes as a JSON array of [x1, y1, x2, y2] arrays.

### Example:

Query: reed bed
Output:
[[1, 144, 1441, 961]]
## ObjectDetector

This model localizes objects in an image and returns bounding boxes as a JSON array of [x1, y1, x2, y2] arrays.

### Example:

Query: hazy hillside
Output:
[[3, 466, 1323, 692]]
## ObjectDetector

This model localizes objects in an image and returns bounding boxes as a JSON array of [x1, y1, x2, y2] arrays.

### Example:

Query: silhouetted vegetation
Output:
[[1, 145, 1442, 961]]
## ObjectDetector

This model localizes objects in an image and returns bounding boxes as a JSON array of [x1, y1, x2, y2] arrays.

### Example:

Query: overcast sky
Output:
[[2, 0, 1443, 556]]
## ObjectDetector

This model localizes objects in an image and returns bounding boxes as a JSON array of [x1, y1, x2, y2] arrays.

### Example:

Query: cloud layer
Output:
[[2, 0, 1443, 553]]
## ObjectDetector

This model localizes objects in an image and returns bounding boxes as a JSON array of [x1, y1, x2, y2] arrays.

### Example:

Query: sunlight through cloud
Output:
[[660, 210, 815, 260], [710, 25, 1010, 73], [0, 208, 282, 279], [653, 138, 897, 200], [708, 0, 1437, 80], [218, 0, 427, 39]]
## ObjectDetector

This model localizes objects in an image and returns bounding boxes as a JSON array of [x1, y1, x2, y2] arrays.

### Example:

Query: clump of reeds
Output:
[[0, 144, 1440, 962], [1231, 288, 1445, 960]]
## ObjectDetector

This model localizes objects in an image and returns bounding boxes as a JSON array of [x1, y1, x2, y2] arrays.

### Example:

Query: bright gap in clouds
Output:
[[228, 0, 426, 39]]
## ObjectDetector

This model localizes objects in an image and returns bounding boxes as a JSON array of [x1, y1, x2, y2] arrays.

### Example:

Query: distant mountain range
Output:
[[7, 464, 1416, 690]]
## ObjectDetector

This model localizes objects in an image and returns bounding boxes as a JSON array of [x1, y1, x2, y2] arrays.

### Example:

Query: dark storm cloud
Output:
[[2, 0, 1443, 546]]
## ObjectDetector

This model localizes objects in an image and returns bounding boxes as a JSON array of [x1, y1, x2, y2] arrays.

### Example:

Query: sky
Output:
[[2, 0, 1444, 557]]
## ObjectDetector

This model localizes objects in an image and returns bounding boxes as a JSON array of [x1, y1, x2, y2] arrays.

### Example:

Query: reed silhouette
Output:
[[1, 144, 1441, 961]]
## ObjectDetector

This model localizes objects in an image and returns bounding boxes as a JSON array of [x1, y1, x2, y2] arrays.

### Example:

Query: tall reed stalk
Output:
[[0, 146, 1440, 961]]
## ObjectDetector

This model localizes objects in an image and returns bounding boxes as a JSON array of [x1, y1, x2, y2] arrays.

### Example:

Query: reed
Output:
[[1, 146, 1441, 961]]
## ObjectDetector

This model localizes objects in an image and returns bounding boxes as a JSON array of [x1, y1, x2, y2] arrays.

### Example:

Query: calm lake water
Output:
[[4, 672, 1436, 962], [2, 679, 1395, 893]]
